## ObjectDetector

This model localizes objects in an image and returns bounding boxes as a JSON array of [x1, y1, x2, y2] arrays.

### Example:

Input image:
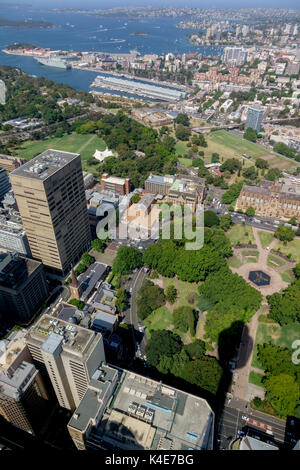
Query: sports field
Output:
[[15, 132, 107, 173], [203, 130, 296, 170]]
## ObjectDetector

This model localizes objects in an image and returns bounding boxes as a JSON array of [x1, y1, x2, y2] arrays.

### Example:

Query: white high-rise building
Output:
[[0, 80, 6, 105], [223, 47, 248, 66]]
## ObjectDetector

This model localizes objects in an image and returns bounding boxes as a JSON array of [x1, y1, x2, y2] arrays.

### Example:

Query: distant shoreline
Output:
[[0, 17, 54, 29]]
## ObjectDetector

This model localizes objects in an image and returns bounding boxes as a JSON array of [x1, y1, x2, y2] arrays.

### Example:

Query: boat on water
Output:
[[35, 56, 71, 70]]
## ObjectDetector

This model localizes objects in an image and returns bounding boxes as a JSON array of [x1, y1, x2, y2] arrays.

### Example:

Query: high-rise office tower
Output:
[[10, 150, 91, 275], [0, 330, 51, 435], [0, 168, 11, 202], [245, 105, 264, 133], [25, 314, 106, 411], [0, 252, 48, 323]]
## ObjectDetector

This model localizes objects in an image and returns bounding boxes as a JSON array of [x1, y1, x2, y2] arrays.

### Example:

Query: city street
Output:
[[121, 267, 148, 360], [216, 403, 290, 450]]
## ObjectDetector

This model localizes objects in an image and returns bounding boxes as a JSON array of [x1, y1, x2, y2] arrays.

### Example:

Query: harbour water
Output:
[[0, 6, 223, 94]]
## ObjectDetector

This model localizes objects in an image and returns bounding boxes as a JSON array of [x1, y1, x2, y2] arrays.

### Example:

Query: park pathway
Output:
[[77, 134, 97, 154], [233, 309, 261, 402], [232, 229, 272, 402]]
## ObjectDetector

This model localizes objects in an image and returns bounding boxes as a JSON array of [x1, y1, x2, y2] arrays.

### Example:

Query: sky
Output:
[[3, 0, 300, 10]]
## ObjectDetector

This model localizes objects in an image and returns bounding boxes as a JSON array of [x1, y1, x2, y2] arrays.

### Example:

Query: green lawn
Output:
[[280, 269, 294, 284], [162, 277, 199, 307], [178, 157, 192, 167], [228, 255, 243, 268], [249, 371, 265, 388], [209, 130, 268, 157], [144, 306, 173, 340], [175, 141, 189, 156], [258, 231, 274, 249], [267, 254, 286, 268], [242, 250, 259, 263], [14, 132, 107, 173], [274, 238, 300, 263], [202, 130, 296, 170], [227, 223, 255, 245]]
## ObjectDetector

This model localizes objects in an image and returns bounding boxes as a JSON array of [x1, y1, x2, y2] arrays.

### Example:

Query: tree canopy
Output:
[[136, 280, 165, 320], [112, 246, 143, 275]]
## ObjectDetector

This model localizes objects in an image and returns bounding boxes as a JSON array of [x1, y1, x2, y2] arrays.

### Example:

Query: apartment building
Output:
[[25, 314, 106, 411], [0, 252, 48, 323], [10, 150, 91, 275], [245, 105, 264, 132], [223, 47, 248, 66], [0, 330, 51, 435]]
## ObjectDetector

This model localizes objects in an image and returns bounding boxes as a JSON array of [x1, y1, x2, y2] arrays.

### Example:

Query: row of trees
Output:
[[142, 239, 228, 283]]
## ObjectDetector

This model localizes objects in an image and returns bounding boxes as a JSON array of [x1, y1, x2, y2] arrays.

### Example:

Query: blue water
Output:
[[0, 6, 223, 93]]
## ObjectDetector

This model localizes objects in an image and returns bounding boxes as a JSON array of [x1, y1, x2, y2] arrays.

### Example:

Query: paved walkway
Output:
[[233, 309, 261, 401], [230, 227, 289, 296], [77, 133, 96, 154], [231, 227, 287, 402]]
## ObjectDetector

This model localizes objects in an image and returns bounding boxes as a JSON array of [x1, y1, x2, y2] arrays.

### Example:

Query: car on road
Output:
[[129, 288, 132, 293]]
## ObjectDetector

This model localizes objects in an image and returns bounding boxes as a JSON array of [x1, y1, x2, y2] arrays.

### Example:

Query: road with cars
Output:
[[216, 401, 298, 450]]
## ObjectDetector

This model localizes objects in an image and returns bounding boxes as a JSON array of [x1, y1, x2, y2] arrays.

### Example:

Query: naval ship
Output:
[[35, 56, 71, 70]]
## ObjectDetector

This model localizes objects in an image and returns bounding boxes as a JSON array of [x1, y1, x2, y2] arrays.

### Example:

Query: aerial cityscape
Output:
[[0, 0, 300, 456]]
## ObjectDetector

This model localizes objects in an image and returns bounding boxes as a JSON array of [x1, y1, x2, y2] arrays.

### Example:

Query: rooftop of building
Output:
[[68, 368, 214, 450], [0, 252, 41, 289], [145, 174, 175, 185], [0, 361, 37, 399], [0, 330, 27, 373], [242, 178, 300, 201], [11, 149, 80, 181], [92, 285, 117, 315], [239, 435, 279, 450], [101, 174, 128, 186], [77, 262, 108, 302], [0, 208, 25, 236], [27, 313, 97, 356], [92, 311, 118, 331], [53, 302, 87, 324], [68, 363, 119, 433]]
